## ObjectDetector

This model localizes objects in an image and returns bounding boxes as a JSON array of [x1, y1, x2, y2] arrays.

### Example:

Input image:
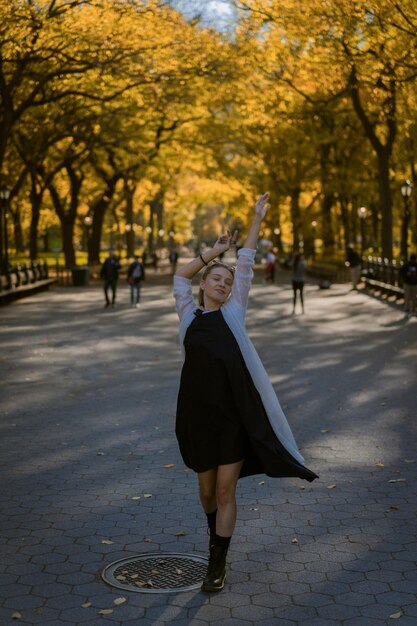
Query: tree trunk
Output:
[[29, 174, 44, 261], [290, 188, 301, 253], [125, 184, 135, 257]]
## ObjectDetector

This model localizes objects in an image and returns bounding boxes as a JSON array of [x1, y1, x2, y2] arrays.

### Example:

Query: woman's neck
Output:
[[203, 296, 222, 311]]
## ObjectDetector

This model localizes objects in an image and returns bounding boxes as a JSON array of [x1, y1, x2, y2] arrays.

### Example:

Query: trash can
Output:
[[71, 266, 90, 286]]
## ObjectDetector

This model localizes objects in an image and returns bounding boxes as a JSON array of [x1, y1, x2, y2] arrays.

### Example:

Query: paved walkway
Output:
[[1, 269, 416, 626]]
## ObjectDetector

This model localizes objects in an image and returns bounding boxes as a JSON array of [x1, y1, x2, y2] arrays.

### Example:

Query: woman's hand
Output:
[[254, 192, 270, 220], [212, 230, 238, 256]]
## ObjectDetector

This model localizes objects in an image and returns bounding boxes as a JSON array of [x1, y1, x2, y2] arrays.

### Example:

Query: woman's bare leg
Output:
[[215, 460, 243, 537], [198, 468, 218, 514]]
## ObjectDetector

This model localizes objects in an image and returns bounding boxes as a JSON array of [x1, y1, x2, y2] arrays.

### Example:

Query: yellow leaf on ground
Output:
[[175, 531, 187, 537], [131, 496, 141, 500], [101, 539, 114, 545], [291, 537, 298, 544], [11, 613, 22, 620], [327, 484, 337, 489], [389, 611, 402, 619], [113, 597, 126, 606], [389, 505, 400, 510], [164, 464, 175, 468], [388, 479, 406, 483], [143, 493, 153, 498], [98, 609, 113, 615], [374, 463, 384, 468], [81, 602, 92, 608]]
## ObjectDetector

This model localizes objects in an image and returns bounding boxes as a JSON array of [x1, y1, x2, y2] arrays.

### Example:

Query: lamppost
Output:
[[400, 180, 413, 260], [83, 215, 92, 264], [311, 220, 317, 259], [357, 206, 368, 255], [0, 185, 11, 274]]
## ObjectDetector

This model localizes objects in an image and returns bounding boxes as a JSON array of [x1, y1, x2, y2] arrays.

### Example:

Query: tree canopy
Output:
[[1, 0, 416, 266]]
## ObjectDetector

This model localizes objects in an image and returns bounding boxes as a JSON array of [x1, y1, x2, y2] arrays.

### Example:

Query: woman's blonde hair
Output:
[[198, 261, 235, 307]]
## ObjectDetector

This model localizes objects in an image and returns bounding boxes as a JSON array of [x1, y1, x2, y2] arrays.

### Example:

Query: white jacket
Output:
[[173, 247, 305, 465]]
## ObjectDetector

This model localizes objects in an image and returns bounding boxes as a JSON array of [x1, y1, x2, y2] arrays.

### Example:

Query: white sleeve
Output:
[[230, 247, 256, 310], [173, 275, 196, 322]]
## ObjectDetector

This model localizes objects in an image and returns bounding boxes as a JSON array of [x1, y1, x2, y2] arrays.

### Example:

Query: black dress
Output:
[[175, 309, 317, 482]]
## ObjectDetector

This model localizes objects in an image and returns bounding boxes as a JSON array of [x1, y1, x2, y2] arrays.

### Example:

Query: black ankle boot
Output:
[[201, 535, 230, 593]]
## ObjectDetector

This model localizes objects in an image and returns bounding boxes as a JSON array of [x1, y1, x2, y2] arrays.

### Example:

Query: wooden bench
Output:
[[0, 263, 57, 304], [361, 275, 404, 299]]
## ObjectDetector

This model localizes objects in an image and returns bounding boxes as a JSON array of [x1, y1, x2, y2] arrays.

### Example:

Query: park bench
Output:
[[360, 258, 404, 300], [0, 262, 57, 304]]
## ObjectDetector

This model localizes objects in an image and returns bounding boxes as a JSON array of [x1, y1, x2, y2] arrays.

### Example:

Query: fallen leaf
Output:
[[101, 539, 114, 545], [81, 602, 92, 608], [98, 609, 113, 615], [113, 597, 126, 606], [134, 581, 146, 587], [115, 576, 126, 582], [258, 481, 265, 485], [146, 580, 154, 587], [374, 463, 385, 468], [389, 611, 402, 619], [143, 493, 153, 498], [11, 613, 22, 620], [291, 537, 298, 544], [327, 484, 337, 489], [175, 531, 187, 537], [388, 479, 406, 483], [250, 507, 259, 511], [389, 505, 400, 510], [175, 568, 183, 575], [144, 537, 152, 543], [164, 464, 175, 468], [131, 496, 141, 501], [96, 451, 105, 456], [321, 429, 330, 433]]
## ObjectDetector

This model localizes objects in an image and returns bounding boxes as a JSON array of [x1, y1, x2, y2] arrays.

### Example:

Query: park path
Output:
[[1, 270, 416, 626]]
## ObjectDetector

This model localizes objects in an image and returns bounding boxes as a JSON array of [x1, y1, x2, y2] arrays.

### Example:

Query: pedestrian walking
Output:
[[291, 252, 306, 314], [264, 247, 276, 283], [169, 250, 179, 274], [346, 246, 361, 290], [100, 252, 121, 308], [400, 253, 417, 316], [127, 255, 145, 308], [173, 193, 318, 594]]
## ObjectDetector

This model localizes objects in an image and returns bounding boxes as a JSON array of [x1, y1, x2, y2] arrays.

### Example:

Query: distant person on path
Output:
[[346, 246, 361, 290], [100, 252, 121, 308], [169, 250, 179, 274], [400, 253, 417, 316], [264, 247, 276, 283], [127, 255, 145, 308], [291, 252, 306, 314], [173, 193, 318, 594]]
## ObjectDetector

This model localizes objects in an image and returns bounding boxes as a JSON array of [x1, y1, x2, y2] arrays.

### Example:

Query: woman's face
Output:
[[200, 267, 234, 306]]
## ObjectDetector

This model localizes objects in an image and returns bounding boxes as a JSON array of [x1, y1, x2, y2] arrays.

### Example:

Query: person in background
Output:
[[173, 193, 317, 594], [291, 252, 306, 314], [265, 247, 276, 283], [100, 252, 121, 308], [346, 246, 361, 290], [400, 253, 417, 317], [169, 250, 179, 274], [127, 255, 145, 308]]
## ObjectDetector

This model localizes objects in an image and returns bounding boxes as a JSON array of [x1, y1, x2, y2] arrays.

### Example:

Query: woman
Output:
[[291, 252, 306, 314], [173, 193, 317, 593]]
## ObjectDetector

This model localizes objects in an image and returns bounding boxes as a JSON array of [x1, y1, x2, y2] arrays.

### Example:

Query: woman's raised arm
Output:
[[242, 193, 270, 250], [175, 231, 238, 279]]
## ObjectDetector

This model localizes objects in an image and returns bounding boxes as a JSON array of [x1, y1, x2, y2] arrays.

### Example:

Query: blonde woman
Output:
[[173, 193, 317, 593]]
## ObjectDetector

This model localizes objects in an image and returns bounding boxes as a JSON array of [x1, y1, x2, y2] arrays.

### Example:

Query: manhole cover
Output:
[[102, 552, 208, 594]]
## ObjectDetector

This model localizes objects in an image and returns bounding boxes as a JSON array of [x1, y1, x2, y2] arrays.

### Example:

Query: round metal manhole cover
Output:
[[102, 552, 208, 594]]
